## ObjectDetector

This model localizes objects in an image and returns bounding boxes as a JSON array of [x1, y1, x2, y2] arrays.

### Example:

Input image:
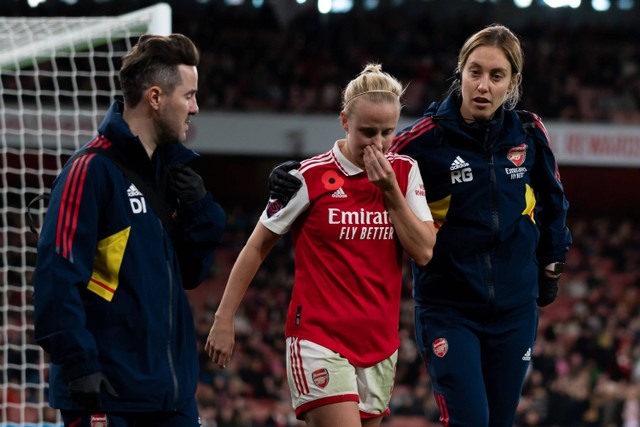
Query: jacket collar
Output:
[[97, 100, 199, 170], [429, 93, 521, 148]]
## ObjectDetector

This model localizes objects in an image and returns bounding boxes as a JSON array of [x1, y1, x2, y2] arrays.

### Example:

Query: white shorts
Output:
[[286, 337, 398, 420]]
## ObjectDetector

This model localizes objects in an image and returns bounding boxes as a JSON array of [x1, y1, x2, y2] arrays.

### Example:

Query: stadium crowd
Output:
[[186, 8, 640, 125], [182, 209, 640, 427], [4, 204, 640, 426], [3, 1, 640, 123], [2, 1, 640, 426]]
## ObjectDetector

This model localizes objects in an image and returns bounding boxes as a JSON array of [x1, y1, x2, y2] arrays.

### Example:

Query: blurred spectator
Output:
[[3, 2, 640, 425], [3, 3, 639, 122], [187, 206, 640, 426]]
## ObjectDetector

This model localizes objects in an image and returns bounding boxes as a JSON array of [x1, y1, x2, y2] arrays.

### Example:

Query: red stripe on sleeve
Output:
[[64, 154, 95, 263], [92, 135, 112, 149], [55, 168, 74, 256], [55, 136, 112, 260], [56, 153, 94, 261], [56, 155, 85, 258], [390, 117, 435, 153]]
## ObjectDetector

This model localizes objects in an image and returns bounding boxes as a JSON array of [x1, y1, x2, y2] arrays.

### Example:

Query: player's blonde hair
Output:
[[341, 63, 406, 117]]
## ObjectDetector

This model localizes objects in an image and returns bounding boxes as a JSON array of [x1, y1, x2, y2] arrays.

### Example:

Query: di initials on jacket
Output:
[[32, 101, 226, 412]]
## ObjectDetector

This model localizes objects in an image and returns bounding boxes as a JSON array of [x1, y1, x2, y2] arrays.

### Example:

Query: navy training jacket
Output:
[[390, 93, 572, 313], [33, 101, 226, 412]]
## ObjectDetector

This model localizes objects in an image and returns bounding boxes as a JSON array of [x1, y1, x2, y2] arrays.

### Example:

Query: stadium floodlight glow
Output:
[[296, 0, 307, 4], [317, 0, 352, 13], [617, 0, 633, 8], [332, 0, 353, 11], [28, 0, 46, 7], [592, 0, 610, 9], [543, 0, 581, 6], [318, 0, 331, 13], [363, 0, 379, 9], [513, 0, 533, 7]]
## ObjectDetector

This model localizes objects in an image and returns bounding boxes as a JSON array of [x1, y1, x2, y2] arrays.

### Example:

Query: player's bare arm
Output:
[[206, 223, 281, 368]]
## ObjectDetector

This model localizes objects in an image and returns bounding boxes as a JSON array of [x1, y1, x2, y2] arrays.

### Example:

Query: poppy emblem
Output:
[[322, 170, 344, 191], [312, 368, 330, 388], [432, 338, 448, 358], [507, 144, 527, 167]]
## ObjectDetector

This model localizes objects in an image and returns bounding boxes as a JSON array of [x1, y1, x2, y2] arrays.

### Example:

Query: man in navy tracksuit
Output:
[[269, 25, 572, 427], [33, 34, 225, 427], [389, 25, 572, 427]]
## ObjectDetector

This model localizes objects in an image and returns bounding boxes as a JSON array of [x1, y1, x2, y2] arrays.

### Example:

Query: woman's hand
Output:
[[363, 145, 396, 191], [205, 315, 235, 369]]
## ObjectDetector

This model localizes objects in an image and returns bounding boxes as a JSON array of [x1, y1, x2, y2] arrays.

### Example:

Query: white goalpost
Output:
[[0, 4, 171, 425]]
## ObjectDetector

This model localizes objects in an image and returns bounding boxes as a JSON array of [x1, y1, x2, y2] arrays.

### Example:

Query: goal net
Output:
[[0, 4, 171, 425]]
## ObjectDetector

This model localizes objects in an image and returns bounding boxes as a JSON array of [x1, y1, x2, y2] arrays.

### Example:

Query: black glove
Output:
[[268, 160, 302, 203], [170, 164, 207, 205], [537, 274, 559, 307], [68, 371, 119, 410]]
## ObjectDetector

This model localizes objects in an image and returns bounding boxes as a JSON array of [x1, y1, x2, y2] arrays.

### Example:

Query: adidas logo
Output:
[[127, 184, 142, 197], [450, 156, 470, 171], [127, 184, 147, 214], [522, 348, 531, 361], [332, 187, 347, 198]]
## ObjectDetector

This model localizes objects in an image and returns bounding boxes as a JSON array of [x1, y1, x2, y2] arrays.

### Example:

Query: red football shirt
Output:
[[261, 141, 431, 367]]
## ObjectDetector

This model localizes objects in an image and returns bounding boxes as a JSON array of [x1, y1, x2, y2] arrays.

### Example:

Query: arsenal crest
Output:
[[312, 368, 329, 388], [91, 414, 108, 427], [432, 338, 448, 358], [266, 199, 284, 218], [507, 144, 527, 167]]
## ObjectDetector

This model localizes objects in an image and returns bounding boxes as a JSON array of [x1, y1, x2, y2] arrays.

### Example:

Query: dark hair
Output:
[[119, 33, 200, 108]]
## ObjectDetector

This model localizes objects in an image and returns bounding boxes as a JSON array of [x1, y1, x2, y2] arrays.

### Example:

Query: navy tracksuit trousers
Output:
[[414, 302, 538, 427], [60, 399, 201, 427]]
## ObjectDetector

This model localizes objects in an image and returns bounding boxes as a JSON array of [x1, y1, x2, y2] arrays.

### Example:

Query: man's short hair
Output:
[[119, 33, 200, 108]]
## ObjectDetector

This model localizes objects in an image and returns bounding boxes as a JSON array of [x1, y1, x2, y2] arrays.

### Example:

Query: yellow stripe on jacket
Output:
[[87, 227, 131, 301]]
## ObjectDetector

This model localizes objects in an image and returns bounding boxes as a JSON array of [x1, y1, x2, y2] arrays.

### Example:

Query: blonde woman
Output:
[[206, 63, 436, 427]]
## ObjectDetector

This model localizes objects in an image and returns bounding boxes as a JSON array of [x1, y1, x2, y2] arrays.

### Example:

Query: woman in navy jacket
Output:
[[388, 24, 572, 427], [33, 34, 225, 427], [269, 24, 571, 427]]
